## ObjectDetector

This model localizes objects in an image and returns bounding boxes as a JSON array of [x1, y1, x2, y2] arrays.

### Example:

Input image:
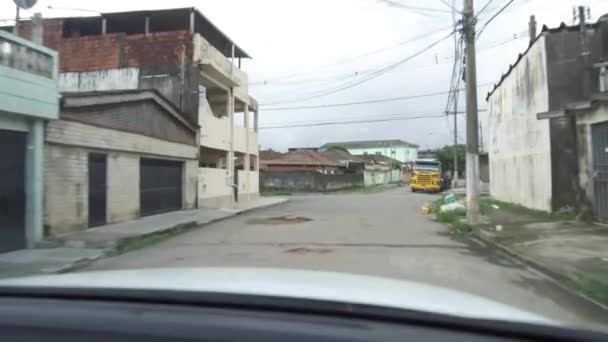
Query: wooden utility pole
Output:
[[463, 0, 480, 224]]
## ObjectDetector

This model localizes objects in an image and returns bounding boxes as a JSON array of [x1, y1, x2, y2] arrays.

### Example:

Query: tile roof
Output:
[[262, 149, 339, 166], [321, 139, 418, 149], [321, 149, 365, 163]]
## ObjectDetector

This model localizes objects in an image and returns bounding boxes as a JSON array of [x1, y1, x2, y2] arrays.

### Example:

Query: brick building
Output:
[[3, 7, 260, 238]]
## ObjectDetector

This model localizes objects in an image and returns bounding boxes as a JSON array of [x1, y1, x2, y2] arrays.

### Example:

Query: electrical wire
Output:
[[260, 30, 457, 106], [475, 0, 497, 19], [376, 1, 453, 14], [477, 0, 517, 37], [259, 113, 461, 129], [250, 23, 455, 86]]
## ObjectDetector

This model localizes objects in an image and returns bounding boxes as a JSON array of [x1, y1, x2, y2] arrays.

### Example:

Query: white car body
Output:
[[0, 267, 554, 325]]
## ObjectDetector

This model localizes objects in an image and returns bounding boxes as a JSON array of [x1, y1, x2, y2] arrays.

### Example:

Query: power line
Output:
[[260, 30, 457, 106], [259, 113, 459, 129], [261, 82, 492, 111], [250, 24, 454, 86], [476, 0, 497, 18], [477, 0, 517, 37], [376, 0, 454, 14]]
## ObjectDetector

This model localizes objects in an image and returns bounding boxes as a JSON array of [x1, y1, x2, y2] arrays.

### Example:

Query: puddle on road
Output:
[[247, 215, 312, 225]]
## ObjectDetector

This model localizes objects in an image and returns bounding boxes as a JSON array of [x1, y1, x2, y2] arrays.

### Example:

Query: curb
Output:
[[58, 199, 290, 274], [469, 229, 608, 312]]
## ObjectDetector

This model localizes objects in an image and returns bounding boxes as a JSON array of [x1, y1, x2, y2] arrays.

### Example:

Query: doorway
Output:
[[592, 121, 608, 223], [0, 130, 26, 252], [88, 153, 107, 227]]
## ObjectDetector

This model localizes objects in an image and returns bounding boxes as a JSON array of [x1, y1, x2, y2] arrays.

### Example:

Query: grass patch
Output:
[[433, 197, 471, 233], [261, 191, 293, 196], [479, 198, 577, 221], [567, 272, 608, 306]]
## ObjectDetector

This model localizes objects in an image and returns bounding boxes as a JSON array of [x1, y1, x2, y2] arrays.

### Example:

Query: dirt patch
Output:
[[284, 247, 332, 255], [247, 215, 312, 225]]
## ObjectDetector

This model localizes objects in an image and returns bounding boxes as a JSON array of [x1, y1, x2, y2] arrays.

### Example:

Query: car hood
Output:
[[0, 267, 553, 325]]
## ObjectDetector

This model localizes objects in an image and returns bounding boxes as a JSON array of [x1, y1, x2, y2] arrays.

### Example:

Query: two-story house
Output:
[[7, 7, 260, 238]]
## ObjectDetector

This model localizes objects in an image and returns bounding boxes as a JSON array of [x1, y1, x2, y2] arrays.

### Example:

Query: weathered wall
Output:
[[44, 119, 198, 235], [46, 120, 198, 159], [44, 144, 88, 235], [61, 101, 197, 145], [364, 170, 389, 186], [545, 28, 603, 110], [487, 35, 553, 211], [576, 104, 608, 212], [106, 153, 140, 223], [198, 167, 232, 208], [59, 68, 140, 92], [260, 172, 363, 192]]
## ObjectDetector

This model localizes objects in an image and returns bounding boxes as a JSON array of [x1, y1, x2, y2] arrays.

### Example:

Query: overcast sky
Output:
[[3, 0, 608, 151]]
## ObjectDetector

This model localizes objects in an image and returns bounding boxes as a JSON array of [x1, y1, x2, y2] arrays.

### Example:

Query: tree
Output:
[[436, 144, 465, 178]]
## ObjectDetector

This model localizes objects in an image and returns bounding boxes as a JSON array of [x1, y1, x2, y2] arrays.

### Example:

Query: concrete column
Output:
[[227, 89, 235, 203], [254, 110, 258, 132], [25, 119, 44, 247]]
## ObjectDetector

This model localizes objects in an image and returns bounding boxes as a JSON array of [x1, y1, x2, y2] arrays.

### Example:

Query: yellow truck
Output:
[[410, 159, 442, 193]]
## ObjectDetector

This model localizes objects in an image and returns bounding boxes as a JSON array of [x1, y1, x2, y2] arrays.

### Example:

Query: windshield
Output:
[[2, 0, 608, 335], [414, 162, 440, 171]]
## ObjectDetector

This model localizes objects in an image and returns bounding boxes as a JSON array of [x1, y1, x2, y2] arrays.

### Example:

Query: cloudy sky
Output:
[[3, 0, 608, 151]]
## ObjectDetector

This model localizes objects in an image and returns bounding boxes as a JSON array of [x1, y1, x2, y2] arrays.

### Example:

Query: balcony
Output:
[[193, 33, 248, 97], [233, 127, 258, 155], [0, 30, 59, 120]]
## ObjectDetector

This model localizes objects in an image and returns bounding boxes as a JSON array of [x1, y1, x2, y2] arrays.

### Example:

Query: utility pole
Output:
[[463, 0, 480, 224], [452, 0, 459, 186]]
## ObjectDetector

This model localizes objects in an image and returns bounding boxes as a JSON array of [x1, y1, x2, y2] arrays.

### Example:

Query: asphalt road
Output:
[[84, 187, 608, 332]]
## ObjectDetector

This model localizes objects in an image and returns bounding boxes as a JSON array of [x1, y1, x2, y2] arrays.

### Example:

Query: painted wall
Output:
[[346, 146, 417, 163], [364, 170, 389, 186], [199, 98, 231, 151], [198, 167, 232, 208], [487, 35, 553, 212]]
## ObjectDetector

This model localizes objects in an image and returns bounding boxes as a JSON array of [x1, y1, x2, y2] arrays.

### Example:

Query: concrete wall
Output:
[[44, 120, 198, 235], [106, 153, 140, 223], [487, 35, 553, 212], [199, 99, 231, 151], [364, 170, 389, 186], [59, 68, 139, 92], [346, 146, 417, 163], [237, 170, 260, 202], [576, 104, 608, 211], [260, 172, 363, 192], [198, 167, 233, 208]]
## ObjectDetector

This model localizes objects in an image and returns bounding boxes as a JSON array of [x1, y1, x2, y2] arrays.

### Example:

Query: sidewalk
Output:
[[0, 197, 288, 279], [471, 201, 608, 307]]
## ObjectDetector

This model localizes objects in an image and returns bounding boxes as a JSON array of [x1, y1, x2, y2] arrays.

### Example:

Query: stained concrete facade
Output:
[[487, 35, 553, 211], [44, 119, 198, 235]]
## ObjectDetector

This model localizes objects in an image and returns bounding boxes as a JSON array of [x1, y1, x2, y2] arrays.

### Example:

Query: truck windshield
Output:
[[414, 162, 439, 171]]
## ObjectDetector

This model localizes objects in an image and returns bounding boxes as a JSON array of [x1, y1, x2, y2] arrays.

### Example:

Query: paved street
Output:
[[84, 188, 608, 331]]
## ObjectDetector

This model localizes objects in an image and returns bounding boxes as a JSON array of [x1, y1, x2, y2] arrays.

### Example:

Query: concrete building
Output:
[[320, 139, 418, 163], [486, 15, 608, 219], [260, 150, 339, 173], [0, 30, 59, 251], [10, 7, 260, 211], [44, 90, 198, 236]]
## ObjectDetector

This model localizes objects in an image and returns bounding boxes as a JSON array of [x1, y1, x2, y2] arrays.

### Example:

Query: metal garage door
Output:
[[0, 130, 26, 252], [140, 158, 183, 216]]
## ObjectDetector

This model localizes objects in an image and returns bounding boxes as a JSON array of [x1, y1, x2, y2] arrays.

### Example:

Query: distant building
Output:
[[260, 150, 339, 173], [321, 149, 365, 173], [487, 15, 608, 219], [320, 139, 418, 163]]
